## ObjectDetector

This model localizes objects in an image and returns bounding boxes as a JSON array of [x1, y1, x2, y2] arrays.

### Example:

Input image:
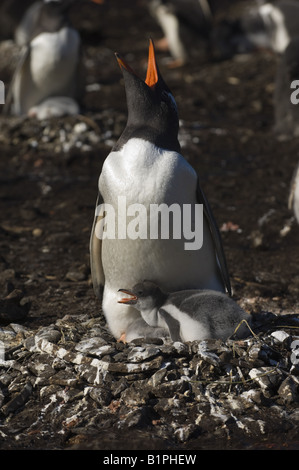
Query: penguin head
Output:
[[118, 281, 167, 310], [34, 0, 76, 34], [115, 39, 180, 152]]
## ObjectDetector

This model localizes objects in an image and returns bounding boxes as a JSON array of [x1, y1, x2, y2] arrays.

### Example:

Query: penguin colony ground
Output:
[[1, 0, 299, 342]]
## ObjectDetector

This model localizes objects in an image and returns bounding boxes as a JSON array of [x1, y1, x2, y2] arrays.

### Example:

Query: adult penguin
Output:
[[90, 40, 231, 342], [4, 0, 100, 117]]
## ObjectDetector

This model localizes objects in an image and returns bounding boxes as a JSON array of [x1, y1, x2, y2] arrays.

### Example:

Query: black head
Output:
[[118, 281, 167, 310], [38, 0, 73, 31], [114, 40, 180, 153], [31, 0, 100, 39]]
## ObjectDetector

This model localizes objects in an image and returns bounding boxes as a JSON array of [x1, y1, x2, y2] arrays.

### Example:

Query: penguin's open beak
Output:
[[118, 289, 138, 305], [145, 39, 159, 87], [115, 39, 159, 88]]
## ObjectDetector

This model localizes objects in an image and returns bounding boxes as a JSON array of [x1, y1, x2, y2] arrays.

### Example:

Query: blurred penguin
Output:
[[4, 0, 99, 118], [274, 36, 299, 138], [273, 34, 299, 222], [289, 162, 299, 223], [149, 0, 215, 66], [213, 1, 299, 60]]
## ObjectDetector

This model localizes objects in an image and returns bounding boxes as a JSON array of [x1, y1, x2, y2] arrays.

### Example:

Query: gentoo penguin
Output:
[[274, 37, 299, 138], [213, 1, 299, 59], [118, 281, 250, 342], [90, 40, 231, 343], [288, 163, 299, 223], [4, 0, 88, 117], [149, 0, 214, 66]]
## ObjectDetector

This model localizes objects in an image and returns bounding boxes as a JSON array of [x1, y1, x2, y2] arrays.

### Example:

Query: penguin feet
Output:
[[117, 332, 127, 343], [155, 37, 169, 52], [166, 58, 185, 69]]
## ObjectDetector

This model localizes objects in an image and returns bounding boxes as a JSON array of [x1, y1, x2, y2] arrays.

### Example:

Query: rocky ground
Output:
[[1, 0, 299, 451]]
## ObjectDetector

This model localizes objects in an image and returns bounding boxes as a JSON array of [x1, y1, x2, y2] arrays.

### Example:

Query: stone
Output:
[[248, 367, 283, 395], [278, 377, 299, 404], [271, 330, 290, 343], [127, 346, 160, 363], [0, 290, 30, 323], [87, 386, 112, 407], [75, 337, 113, 357], [1, 382, 33, 416]]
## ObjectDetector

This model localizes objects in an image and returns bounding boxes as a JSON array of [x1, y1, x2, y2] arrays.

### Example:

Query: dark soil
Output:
[[1, 0, 299, 451]]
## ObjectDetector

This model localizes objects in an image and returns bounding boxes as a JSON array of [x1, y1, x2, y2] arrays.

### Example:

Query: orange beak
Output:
[[116, 39, 159, 88], [115, 54, 137, 76], [145, 39, 159, 87]]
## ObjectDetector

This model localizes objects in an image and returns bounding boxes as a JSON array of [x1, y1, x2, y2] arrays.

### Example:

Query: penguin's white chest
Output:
[[99, 138, 219, 288], [100, 138, 196, 206], [30, 27, 80, 88]]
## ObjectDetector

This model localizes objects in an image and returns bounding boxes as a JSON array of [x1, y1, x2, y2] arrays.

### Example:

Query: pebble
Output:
[[271, 330, 290, 342], [0, 289, 31, 323]]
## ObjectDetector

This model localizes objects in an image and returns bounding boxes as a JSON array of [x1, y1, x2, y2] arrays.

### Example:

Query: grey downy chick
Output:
[[118, 281, 251, 342]]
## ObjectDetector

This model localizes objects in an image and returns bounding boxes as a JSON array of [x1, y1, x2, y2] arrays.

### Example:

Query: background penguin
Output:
[[90, 40, 231, 343], [274, 36, 299, 138], [149, 0, 215, 66], [288, 162, 299, 223], [213, 1, 299, 60], [118, 281, 250, 342], [4, 0, 94, 118]]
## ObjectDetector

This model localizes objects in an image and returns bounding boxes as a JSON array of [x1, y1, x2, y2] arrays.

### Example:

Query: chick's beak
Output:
[[118, 289, 138, 305]]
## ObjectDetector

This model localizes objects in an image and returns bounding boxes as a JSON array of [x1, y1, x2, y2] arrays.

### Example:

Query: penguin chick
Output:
[[119, 281, 251, 342]]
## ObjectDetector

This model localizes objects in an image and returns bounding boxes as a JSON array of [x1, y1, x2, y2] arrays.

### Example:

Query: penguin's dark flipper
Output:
[[159, 308, 182, 342], [196, 179, 232, 296], [90, 192, 105, 300]]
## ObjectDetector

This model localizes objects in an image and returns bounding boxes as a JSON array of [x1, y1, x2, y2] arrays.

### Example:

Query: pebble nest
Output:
[[1, 308, 299, 450]]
